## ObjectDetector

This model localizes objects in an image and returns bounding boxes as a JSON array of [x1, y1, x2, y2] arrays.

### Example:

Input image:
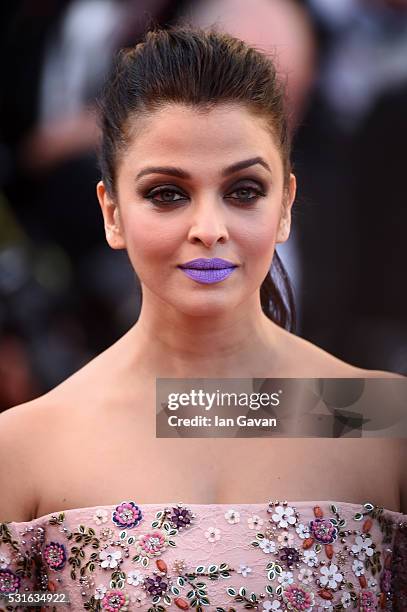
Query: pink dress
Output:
[[1, 500, 406, 611]]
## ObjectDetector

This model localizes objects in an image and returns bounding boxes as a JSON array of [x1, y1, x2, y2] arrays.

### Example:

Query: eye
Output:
[[144, 180, 266, 208], [226, 184, 266, 204], [145, 187, 187, 206]]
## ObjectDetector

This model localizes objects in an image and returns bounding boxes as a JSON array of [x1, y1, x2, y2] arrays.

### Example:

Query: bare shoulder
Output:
[[0, 397, 55, 522], [0, 348, 115, 523], [279, 328, 405, 378]]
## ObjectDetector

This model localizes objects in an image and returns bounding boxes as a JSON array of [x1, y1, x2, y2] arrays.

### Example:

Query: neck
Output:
[[125, 289, 282, 378]]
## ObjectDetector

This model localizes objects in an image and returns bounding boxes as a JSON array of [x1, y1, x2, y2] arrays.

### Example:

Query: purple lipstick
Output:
[[178, 257, 238, 284]]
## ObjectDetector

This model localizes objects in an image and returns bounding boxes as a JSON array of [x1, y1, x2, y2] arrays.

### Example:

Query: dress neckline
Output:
[[27, 498, 406, 523]]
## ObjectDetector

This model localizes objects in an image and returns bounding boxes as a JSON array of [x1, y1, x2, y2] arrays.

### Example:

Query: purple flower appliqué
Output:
[[145, 575, 169, 597], [170, 506, 193, 529], [43, 542, 67, 570], [112, 501, 143, 529], [0, 569, 21, 594], [309, 518, 338, 544], [279, 546, 301, 569]]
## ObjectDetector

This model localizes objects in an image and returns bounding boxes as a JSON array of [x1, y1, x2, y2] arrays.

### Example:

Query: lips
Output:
[[178, 257, 237, 270]]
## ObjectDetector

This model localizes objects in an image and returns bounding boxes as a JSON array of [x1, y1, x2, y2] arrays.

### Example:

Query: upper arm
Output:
[[0, 402, 41, 522]]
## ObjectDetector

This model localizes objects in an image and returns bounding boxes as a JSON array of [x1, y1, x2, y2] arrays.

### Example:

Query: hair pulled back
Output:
[[97, 24, 296, 331]]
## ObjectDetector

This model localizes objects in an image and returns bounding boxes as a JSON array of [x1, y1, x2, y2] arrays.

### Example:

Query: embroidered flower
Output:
[[94, 584, 107, 600], [135, 530, 169, 557], [99, 549, 122, 569], [351, 535, 374, 560], [380, 569, 392, 592], [144, 575, 169, 597], [169, 506, 194, 529], [172, 559, 187, 574], [309, 519, 337, 544], [303, 549, 319, 567], [259, 538, 277, 554], [0, 569, 20, 594], [0, 554, 10, 570], [129, 588, 147, 607], [272, 505, 297, 528], [278, 530, 295, 545], [112, 501, 143, 529], [279, 546, 301, 569], [298, 567, 313, 584], [248, 514, 264, 529], [101, 588, 129, 611], [278, 570, 294, 587], [224, 509, 240, 524], [319, 563, 343, 590], [204, 527, 221, 543], [93, 509, 108, 525], [340, 592, 352, 608], [282, 583, 315, 611], [263, 600, 281, 610], [100, 527, 115, 541], [43, 542, 67, 570], [352, 559, 365, 577], [359, 590, 377, 612], [296, 523, 311, 539], [126, 569, 144, 587], [237, 563, 253, 578]]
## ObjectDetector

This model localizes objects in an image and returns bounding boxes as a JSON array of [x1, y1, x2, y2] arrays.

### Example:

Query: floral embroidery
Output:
[[309, 518, 338, 545], [93, 509, 108, 525], [359, 589, 376, 611], [259, 537, 277, 554], [0, 553, 10, 570], [204, 526, 221, 542], [94, 584, 107, 600], [43, 541, 67, 570], [111, 501, 143, 530], [225, 509, 240, 524], [248, 514, 264, 529], [296, 523, 311, 539], [298, 567, 313, 584], [237, 563, 252, 577], [99, 549, 122, 570], [270, 504, 298, 528], [351, 534, 374, 560], [319, 563, 343, 589], [0, 500, 405, 611], [279, 546, 301, 569], [0, 568, 20, 594], [100, 588, 129, 611], [126, 568, 143, 586], [278, 530, 295, 546], [282, 583, 315, 610]]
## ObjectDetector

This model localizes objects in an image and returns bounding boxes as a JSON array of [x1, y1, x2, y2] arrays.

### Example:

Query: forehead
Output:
[[122, 103, 283, 176]]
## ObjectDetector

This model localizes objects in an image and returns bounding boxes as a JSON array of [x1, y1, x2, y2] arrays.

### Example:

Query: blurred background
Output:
[[0, 0, 406, 411]]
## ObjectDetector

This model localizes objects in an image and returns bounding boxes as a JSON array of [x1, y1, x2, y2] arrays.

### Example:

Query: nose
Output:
[[187, 200, 229, 247]]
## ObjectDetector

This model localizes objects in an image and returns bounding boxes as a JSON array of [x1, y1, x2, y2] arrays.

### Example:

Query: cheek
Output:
[[121, 211, 182, 269], [234, 214, 279, 261]]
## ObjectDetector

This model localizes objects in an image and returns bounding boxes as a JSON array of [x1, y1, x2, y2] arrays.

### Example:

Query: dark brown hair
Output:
[[96, 24, 296, 331]]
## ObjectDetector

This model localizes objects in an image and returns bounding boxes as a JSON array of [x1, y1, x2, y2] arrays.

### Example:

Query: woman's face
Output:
[[97, 103, 296, 318]]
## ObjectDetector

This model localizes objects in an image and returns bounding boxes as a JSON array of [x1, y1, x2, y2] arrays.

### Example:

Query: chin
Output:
[[170, 295, 236, 318]]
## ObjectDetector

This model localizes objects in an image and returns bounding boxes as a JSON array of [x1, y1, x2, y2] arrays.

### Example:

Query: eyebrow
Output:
[[135, 156, 272, 180]]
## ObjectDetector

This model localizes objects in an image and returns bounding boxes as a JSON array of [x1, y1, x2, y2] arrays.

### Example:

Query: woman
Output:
[[0, 25, 406, 611]]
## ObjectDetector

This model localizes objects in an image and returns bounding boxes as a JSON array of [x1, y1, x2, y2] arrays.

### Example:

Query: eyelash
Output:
[[144, 183, 267, 208]]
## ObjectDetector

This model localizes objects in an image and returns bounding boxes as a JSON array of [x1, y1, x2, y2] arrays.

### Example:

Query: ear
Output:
[[276, 173, 296, 244], [96, 181, 126, 249]]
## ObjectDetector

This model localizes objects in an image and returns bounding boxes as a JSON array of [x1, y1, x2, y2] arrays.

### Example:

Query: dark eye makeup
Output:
[[141, 179, 268, 208]]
